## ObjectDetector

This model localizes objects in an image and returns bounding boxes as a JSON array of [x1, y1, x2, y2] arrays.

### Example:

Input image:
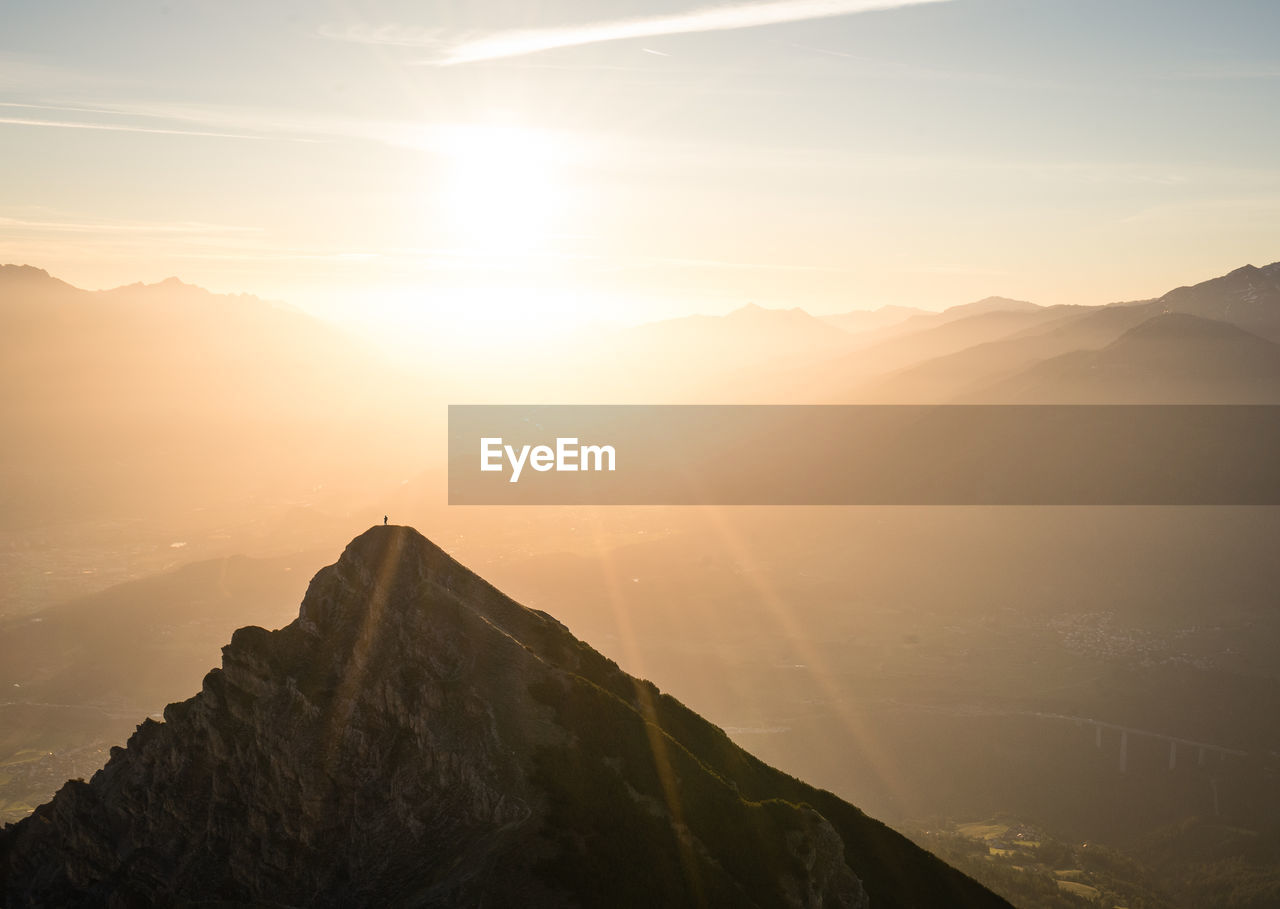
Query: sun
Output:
[[435, 123, 570, 256]]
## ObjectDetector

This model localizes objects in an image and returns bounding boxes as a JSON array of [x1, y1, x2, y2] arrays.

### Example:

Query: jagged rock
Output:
[[0, 526, 1009, 908]]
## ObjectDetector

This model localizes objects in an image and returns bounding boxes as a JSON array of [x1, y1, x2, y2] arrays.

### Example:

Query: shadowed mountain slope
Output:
[[0, 552, 317, 709], [763, 306, 1075, 402], [1153, 262, 1280, 341], [970, 313, 1280, 403], [0, 526, 1009, 909], [858, 303, 1157, 402]]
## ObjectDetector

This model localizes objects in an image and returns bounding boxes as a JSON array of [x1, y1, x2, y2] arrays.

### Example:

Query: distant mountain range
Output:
[[631, 302, 851, 357], [816, 304, 928, 334], [827, 296, 1042, 346], [3, 259, 1277, 526], [7, 260, 1276, 408], [0, 526, 1010, 908], [681, 261, 1280, 404], [0, 265, 436, 529]]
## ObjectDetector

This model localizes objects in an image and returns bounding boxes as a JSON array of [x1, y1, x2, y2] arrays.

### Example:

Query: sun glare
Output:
[[435, 123, 570, 256], [351, 284, 600, 364]]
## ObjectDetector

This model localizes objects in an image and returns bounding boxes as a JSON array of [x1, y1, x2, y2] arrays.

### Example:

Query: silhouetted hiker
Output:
[[383, 515, 388, 525]]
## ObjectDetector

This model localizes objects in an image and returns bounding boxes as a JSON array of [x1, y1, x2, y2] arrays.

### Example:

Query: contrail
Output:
[[328, 0, 953, 65], [440, 0, 951, 64]]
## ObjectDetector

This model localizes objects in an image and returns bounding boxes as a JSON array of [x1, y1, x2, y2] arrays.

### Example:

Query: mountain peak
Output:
[[0, 265, 86, 308], [108, 275, 205, 296], [330, 521, 442, 574], [0, 264, 77, 292], [1, 526, 1007, 908], [973, 295, 1029, 306], [944, 296, 1039, 317], [0, 264, 51, 281], [726, 302, 816, 319], [1154, 260, 1280, 340], [297, 523, 552, 641]]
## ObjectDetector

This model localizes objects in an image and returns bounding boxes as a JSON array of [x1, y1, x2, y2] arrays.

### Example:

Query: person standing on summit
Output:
[[383, 515, 388, 525]]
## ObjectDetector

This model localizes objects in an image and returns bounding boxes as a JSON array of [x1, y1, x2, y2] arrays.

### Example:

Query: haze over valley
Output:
[[4, 258, 1280, 907]]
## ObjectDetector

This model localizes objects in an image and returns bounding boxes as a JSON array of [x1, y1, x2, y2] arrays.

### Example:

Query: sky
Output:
[[2, 0, 1279, 343]]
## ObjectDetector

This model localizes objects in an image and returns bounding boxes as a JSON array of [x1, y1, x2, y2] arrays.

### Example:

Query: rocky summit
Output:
[[0, 526, 1009, 908]]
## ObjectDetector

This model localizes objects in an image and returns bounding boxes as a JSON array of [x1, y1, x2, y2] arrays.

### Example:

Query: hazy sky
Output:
[[3, 0, 1278, 340]]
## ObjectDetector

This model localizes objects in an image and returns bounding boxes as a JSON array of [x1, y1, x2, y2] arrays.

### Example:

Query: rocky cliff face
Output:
[[1, 526, 1008, 908]]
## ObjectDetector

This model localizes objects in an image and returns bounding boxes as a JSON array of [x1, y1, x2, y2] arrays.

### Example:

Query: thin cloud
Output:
[[0, 100, 318, 135], [0, 116, 273, 141], [0, 101, 411, 149], [325, 0, 952, 65], [0, 215, 262, 235], [0, 113, 294, 141]]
